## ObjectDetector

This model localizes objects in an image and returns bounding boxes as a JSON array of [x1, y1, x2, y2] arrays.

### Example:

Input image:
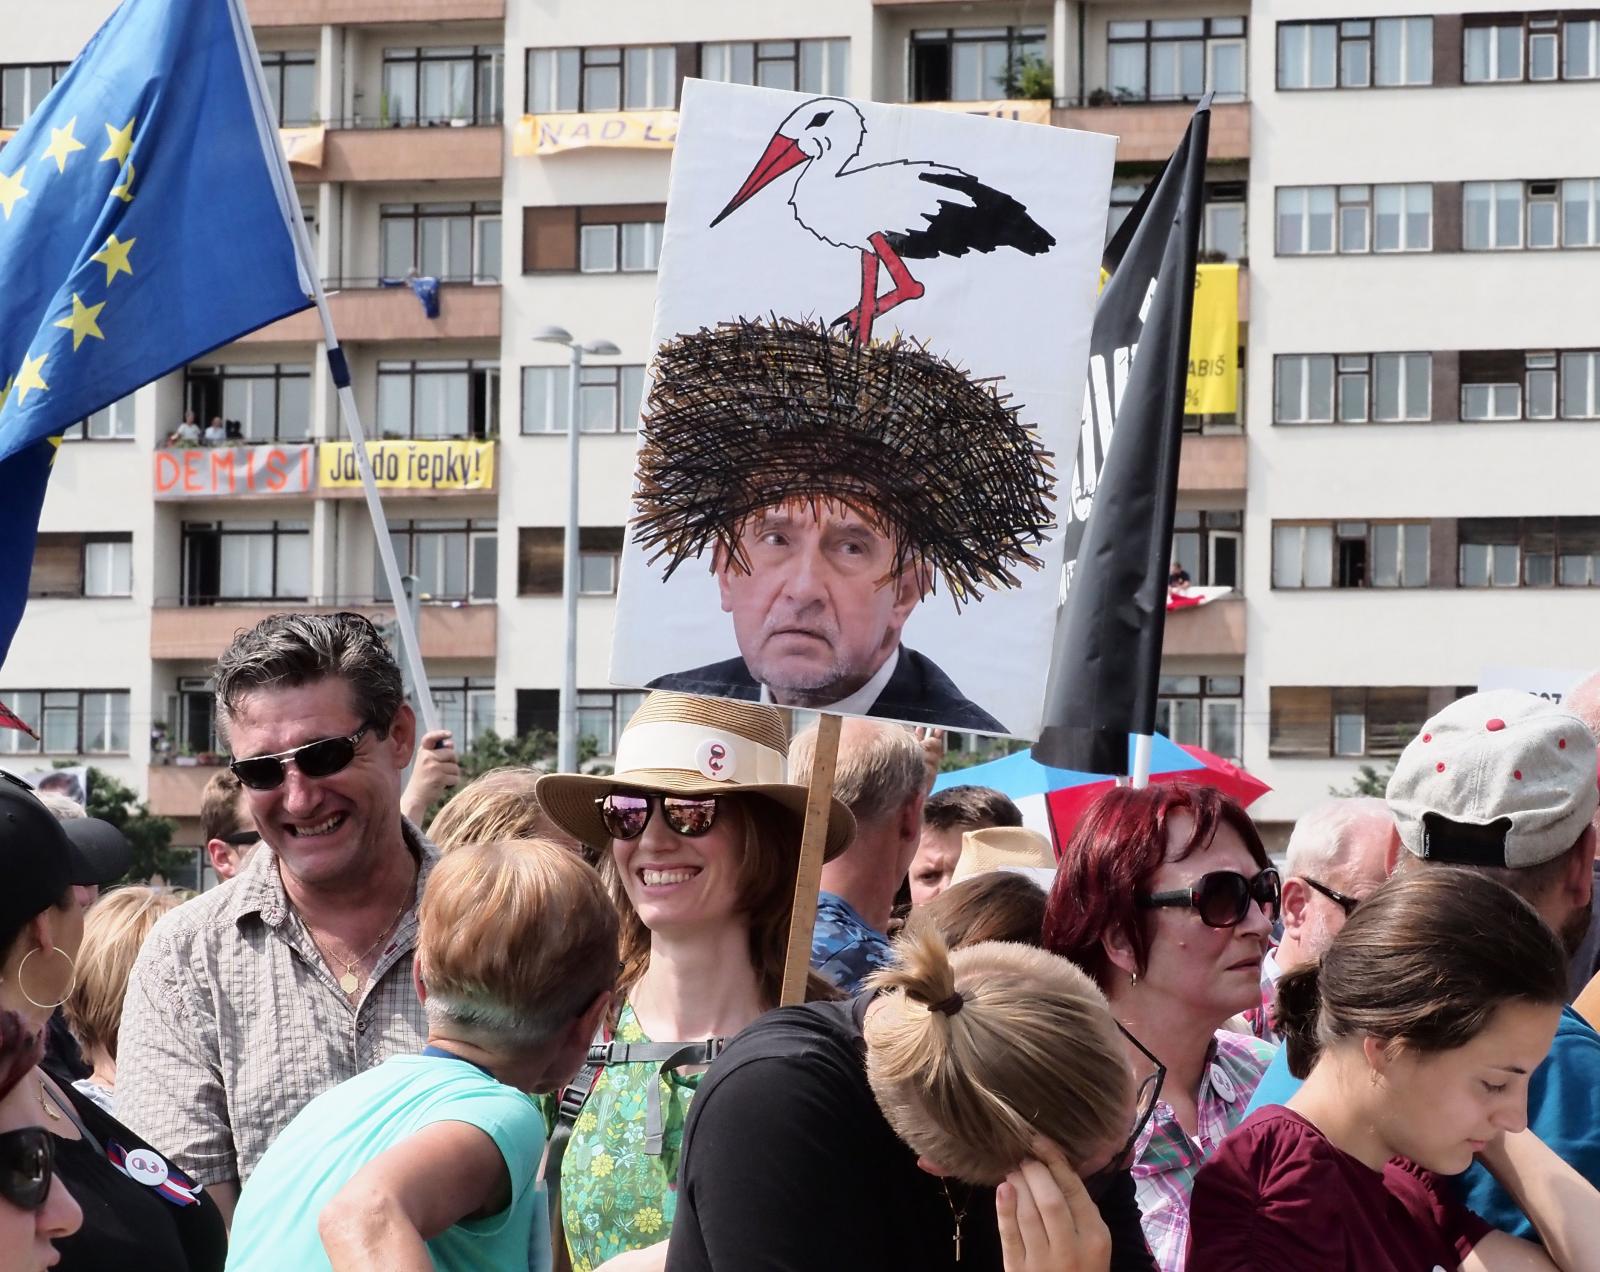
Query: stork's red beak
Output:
[[710, 134, 808, 227]]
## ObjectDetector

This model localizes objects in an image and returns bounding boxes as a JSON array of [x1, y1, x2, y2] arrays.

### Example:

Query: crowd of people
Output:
[[6, 607, 1600, 1271]]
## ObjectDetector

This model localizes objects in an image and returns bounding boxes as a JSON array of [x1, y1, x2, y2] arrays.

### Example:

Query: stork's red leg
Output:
[[866, 232, 925, 325], [835, 248, 880, 345]]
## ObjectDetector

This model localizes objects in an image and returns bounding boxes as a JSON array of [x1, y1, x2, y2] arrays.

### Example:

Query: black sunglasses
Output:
[[1137, 867, 1281, 928], [0, 1127, 55, 1211], [1302, 876, 1362, 918], [218, 829, 260, 847], [598, 792, 721, 841], [229, 725, 371, 791], [1082, 1025, 1166, 1201]]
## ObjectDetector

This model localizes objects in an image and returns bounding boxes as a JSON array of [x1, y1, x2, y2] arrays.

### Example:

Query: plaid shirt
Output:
[[116, 822, 436, 1186], [1132, 1028, 1277, 1272], [1242, 947, 1283, 1044]]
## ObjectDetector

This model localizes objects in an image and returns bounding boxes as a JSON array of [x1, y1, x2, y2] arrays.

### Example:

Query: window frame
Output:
[[1169, 509, 1243, 590], [1271, 520, 1429, 590], [381, 44, 503, 127], [379, 201, 501, 284], [0, 689, 130, 756], [1155, 674, 1245, 762], [1106, 18, 1248, 104], [1274, 354, 1336, 423], [521, 364, 645, 435], [180, 519, 312, 604], [260, 49, 318, 126], [378, 519, 498, 604], [576, 690, 649, 758], [375, 359, 499, 440], [82, 536, 134, 598], [699, 38, 850, 95], [525, 43, 677, 113], [908, 25, 1047, 103], [62, 396, 136, 442], [183, 363, 313, 445], [1277, 17, 1434, 90], [0, 62, 67, 130]]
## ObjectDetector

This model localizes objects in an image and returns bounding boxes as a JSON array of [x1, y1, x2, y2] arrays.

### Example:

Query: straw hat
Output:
[[949, 826, 1057, 888], [535, 692, 856, 860]]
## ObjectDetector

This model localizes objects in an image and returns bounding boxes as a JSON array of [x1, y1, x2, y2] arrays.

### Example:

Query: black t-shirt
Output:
[[48, 1081, 227, 1272], [665, 997, 1155, 1272]]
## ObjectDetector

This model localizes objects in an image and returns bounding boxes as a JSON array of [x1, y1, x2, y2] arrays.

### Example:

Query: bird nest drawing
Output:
[[631, 317, 1057, 609]]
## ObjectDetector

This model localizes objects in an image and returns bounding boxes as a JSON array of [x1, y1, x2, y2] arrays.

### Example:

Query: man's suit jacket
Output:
[[647, 646, 1006, 733]]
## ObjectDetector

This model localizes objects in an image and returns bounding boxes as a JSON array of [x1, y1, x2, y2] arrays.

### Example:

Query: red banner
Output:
[[153, 444, 316, 499], [0, 698, 38, 739]]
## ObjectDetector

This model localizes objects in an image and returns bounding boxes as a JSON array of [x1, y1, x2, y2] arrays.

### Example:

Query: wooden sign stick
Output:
[[779, 711, 842, 1006]]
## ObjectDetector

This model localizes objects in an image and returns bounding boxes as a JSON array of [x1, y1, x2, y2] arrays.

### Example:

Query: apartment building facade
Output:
[[2, 0, 1593, 857]]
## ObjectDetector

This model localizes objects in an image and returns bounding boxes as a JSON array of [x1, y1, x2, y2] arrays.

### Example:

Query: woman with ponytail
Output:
[[1189, 868, 1600, 1269], [665, 927, 1160, 1272]]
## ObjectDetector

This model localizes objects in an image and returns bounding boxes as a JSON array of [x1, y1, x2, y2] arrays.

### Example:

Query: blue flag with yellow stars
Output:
[[0, 0, 312, 664]]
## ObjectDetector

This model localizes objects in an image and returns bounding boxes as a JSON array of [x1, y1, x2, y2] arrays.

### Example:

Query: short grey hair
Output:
[[38, 791, 86, 820], [1285, 797, 1394, 881], [790, 719, 924, 825], [213, 612, 403, 743]]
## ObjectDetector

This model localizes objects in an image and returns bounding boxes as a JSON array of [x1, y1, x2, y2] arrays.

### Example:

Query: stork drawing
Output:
[[710, 96, 1056, 345]]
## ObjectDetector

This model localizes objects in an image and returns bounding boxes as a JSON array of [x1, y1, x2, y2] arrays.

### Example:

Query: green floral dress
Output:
[[558, 1001, 704, 1272]]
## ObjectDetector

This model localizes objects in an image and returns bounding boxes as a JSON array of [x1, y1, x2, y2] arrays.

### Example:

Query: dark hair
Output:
[[213, 612, 403, 742], [1041, 783, 1270, 989], [0, 1010, 42, 1105], [906, 872, 1046, 950], [923, 786, 1024, 833], [1275, 867, 1568, 1079]]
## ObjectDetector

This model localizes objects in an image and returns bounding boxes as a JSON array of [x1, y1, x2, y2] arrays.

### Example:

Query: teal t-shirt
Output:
[[226, 1052, 550, 1272]]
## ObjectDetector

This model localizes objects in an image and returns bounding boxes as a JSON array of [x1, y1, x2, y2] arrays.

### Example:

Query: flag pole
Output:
[[225, 0, 438, 733], [1131, 732, 1153, 789]]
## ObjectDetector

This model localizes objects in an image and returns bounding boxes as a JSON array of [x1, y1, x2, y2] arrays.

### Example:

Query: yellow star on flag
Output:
[[90, 233, 135, 285], [0, 166, 28, 220], [12, 353, 48, 406], [111, 160, 135, 204], [100, 117, 135, 165], [0, 376, 11, 413], [43, 119, 86, 174], [53, 294, 106, 352]]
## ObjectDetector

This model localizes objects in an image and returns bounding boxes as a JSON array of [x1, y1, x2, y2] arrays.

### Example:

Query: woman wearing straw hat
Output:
[[535, 692, 854, 1272]]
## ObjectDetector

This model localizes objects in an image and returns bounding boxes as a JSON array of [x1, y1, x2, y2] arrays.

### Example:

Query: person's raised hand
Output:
[[913, 726, 946, 795], [401, 729, 460, 826], [996, 1138, 1111, 1272]]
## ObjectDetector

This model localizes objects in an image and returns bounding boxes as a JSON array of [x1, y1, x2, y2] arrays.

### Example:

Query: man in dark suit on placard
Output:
[[636, 318, 1059, 735]]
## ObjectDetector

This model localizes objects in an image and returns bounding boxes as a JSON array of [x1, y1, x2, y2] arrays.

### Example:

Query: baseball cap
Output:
[[0, 772, 130, 938], [1387, 690, 1600, 869]]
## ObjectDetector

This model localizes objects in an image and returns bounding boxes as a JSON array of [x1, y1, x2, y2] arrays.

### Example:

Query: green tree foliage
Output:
[[84, 766, 194, 887], [1328, 760, 1395, 799], [1004, 53, 1055, 100]]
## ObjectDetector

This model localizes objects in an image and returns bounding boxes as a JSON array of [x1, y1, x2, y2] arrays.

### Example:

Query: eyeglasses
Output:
[[218, 829, 260, 847], [1301, 876, 1362, 918], [229, 726, 371, 791], [0, 1127, 55, 1211], [1082, 1024, 1166, 1202], [598, 792, 721, 841], [1137, 867, 1281, 928]]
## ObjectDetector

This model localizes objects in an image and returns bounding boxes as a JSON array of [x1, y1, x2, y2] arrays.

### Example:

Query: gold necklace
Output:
[[940, 1178, 969, 1263], [37, 1073, 62, 1121], [303, 892, 411, 996]]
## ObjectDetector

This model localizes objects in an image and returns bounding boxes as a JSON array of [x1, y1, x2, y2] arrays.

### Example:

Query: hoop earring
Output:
[[1130, 970, 1139, 988], [17, 946, 76, 1011]]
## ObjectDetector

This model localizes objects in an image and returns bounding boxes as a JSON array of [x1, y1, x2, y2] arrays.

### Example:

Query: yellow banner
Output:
[[918, 99, 1051, 125], [514, 110, 679, 156], [319, 440, 496, 492], [279, 126, 326, 168], [1186, 263, 1239, 415]]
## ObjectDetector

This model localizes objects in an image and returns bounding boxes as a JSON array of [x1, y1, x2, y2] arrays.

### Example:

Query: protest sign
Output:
[[1187, 262, 1238, 414], [513, 109, 679, 156], [153, 444, 316, 499], [318, 439, 495, 493]]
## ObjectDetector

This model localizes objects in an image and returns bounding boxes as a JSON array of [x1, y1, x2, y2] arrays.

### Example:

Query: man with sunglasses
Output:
[[199, 771, 257, 884], [117, 613, 436, 1227]]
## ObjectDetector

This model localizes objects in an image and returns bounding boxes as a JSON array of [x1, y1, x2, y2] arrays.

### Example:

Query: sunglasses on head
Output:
[[1302, 876, 1361, 918], [229, 725, 371, 792], [0, 1127, 55, 1211], [598, 792, 721, 841], [1081, 1024, 1166, 1202], [1137, 867, 1281, 928]]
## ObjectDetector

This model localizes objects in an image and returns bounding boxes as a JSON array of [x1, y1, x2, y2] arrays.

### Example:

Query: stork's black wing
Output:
[[887, 170, 1056, 260]]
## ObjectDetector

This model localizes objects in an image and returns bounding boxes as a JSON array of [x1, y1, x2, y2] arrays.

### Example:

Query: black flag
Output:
[[1034, 100, 1211, 774]]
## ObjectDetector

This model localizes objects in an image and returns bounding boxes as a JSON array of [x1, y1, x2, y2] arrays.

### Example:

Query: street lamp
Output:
[[531, 325, 621, 774]]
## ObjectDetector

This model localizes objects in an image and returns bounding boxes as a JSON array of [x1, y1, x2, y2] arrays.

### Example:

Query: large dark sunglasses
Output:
[[1302, 876, 1361, 918], [1137, 867, 1281, 928], [598, 792, 721, 841], [229, 725, 371, 791], [0, 1127, 55, 1211], [1082, 1025, 1166, 1202]]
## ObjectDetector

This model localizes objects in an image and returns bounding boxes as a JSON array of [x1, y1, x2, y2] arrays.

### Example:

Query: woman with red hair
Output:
[[1043, 784, 1279, 1272]]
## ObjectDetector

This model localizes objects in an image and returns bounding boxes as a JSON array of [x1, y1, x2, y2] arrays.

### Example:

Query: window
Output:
[[1527, 181, 1559, 248], [1106, 18, 1246, 103], [522, 205, 665, 274], [181, 520, 311, 603], [28, 533, 134, 599], [0, 691, 129, 755], [1279, 19, 1432, 89], [1562, 351, 1600, 418], [1282, 183, 1430, 256], [184, 364, 311, 443], [909, 26, 1046, 102], [83, 539, 132, 597], [1459, 518, 1600, 587], [1155, 676, 1243, 761], [522, 364, 644, 435], [382, 45, 502, 125], [1170, 511, 1242, 589], [170, 678, 219, 756], [1459, 524, 1520, 587], [1274, 355, 1335, 423], [434, 679, 496, 746], [1563, 178, 1600, 246], [377, 520, 497, 603], [1465, 22, 1523, 82], [0, 63, 66, 130], [1461, 382, 1521, 421], [526, 44, 675, 113], [1528, 352, 1559, 419], [1324, 353, 1431, 423], [1569, 18, 1600, 78], [1277, 21, 1338, 89], [1273, 521, 1428, 589], [376, 360, 499, 440], [700, 39, 849, 94], [1374, 17, 1433, 86], [1269, 686, 1432, 758], [1373, 184, 1432, 251], [380, 202, 501, 283], [578, 219, 661, 273], [1202, 183, 1247, 260], [261, 50, 316, 125], [62, 396, 135, 441], [1277, 186, 1335, 254], [518, 527, 627, 595], [1463, 181, 1523, 250], [578, 690, 648, 757]]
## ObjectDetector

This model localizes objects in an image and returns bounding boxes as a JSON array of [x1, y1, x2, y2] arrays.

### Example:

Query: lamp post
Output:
[[531, 325, 621, 774]]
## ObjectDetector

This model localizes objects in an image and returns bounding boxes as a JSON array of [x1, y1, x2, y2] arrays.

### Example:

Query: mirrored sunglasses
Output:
[[229, 725, 370, 791], [0, 1127, 55, 1211], [1137, 867, 1281, 928], [598, 792, 721, 841]]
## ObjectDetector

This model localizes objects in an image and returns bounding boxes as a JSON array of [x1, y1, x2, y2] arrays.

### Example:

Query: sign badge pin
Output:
[[695, 738, 736, 782], [123, 1147, 171, 1188]]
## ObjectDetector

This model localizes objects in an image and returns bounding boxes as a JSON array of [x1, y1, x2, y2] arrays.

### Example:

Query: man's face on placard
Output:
[[716, 499, 923, 708]]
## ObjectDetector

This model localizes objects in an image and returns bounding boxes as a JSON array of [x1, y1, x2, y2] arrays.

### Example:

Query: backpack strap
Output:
[[544, 1038, 609, 1233]]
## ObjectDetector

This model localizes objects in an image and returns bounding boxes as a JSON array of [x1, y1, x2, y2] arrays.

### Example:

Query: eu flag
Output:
[[0, 0, 313, 663]]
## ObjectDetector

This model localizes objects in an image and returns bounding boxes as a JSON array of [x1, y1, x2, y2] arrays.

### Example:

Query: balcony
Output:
[[1178, 433, 1246, 495], [1162, 596, 1245, 658], [1052, 100, 1249, 163], [245, 0, 502, 24], [293, 126, 501, 184], [235, 283, 500, 344], [147, 761, 226, 819], [150, 601, 497, 661]]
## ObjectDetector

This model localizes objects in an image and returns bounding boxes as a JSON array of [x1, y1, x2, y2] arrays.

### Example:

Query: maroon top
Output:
[[1187, 1106, 1492, 1271]]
